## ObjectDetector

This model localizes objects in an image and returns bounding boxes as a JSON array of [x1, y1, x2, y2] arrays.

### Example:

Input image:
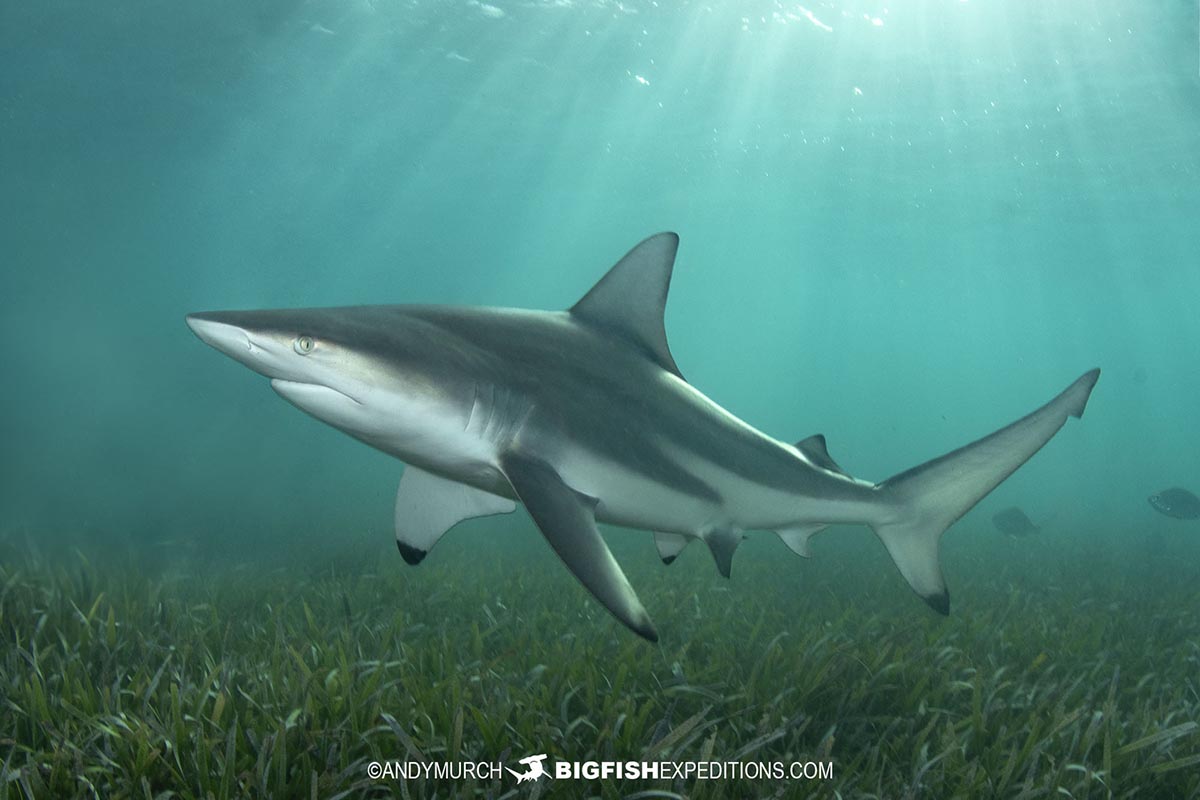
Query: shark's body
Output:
[[188, 233, 1099, 641]]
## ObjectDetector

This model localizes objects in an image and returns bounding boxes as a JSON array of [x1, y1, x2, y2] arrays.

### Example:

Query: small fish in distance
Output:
[[1148, 487, 1200, 520], [992, 507, 1040, 537]]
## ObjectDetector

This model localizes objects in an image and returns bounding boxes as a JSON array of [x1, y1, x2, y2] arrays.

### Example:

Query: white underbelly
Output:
[[364, 393, 504, 482], [555, 449, 720, 534]]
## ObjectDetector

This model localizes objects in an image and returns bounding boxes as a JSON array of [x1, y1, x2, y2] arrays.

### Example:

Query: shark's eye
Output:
[[294, 335, 315, 355]]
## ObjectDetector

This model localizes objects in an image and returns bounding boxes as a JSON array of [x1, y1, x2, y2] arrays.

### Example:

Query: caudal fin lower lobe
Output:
[[871, 369, 1099, 613]]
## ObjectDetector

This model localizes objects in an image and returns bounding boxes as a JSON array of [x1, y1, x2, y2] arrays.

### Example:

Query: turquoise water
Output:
[[5, 0, 1197, 547], [2, 1, 1200, 794]]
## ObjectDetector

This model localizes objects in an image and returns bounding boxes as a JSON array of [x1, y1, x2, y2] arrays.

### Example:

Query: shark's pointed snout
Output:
[[185, 312, 254, 360]]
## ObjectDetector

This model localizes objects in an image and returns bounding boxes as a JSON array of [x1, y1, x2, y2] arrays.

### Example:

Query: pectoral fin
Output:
[[394, 466, 516, 564], [501, 452, 658, 642]]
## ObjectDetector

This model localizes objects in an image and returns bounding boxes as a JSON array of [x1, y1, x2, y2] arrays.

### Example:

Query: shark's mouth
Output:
[[270, 379, 363, 407]]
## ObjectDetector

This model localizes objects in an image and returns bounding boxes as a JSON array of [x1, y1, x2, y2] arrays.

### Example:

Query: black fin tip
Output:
[[396, 541, 427, 565]]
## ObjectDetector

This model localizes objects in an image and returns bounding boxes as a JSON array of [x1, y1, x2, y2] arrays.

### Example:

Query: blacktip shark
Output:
[[186, 233, 1099, 642]]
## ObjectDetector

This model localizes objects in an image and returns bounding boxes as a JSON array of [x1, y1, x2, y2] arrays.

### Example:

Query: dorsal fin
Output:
[[570, 232, 683, 378], [795, 434, 850, 478]]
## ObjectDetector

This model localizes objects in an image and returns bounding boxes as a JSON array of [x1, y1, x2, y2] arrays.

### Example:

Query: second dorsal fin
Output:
[[795, 434, 850, 478], [570, 232, 683, 378]]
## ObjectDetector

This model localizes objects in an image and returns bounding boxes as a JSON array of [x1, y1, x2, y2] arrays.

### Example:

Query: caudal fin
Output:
[[871, 369, 1099, 614]]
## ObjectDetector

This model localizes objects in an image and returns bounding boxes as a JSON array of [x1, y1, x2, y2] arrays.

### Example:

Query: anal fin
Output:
[[394, 466, 516, 564], [775, 524, 828, 558], [501, 452, 658, 642]]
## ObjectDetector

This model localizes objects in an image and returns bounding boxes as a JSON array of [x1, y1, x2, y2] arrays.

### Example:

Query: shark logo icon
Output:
[[506, 754, 547, 783]]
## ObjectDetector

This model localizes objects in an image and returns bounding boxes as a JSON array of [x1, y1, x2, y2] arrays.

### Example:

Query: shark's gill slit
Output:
[[465, 383, 480, 433]]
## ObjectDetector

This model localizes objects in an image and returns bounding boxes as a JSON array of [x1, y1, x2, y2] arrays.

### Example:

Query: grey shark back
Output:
[[187, 233, 1100, 641]]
